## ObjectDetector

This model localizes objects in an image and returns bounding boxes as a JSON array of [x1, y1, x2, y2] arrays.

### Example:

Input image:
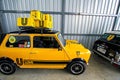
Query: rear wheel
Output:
[[67, 61, 86, 75], [0, 60, 16, 75]]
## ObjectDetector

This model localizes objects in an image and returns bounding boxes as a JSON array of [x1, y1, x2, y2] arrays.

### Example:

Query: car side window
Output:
[[6, 36, 30, 48], [33, 36, 60, 48]]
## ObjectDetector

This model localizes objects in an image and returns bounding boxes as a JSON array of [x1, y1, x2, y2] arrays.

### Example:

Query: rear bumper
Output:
[[93, 49, 120, 66]]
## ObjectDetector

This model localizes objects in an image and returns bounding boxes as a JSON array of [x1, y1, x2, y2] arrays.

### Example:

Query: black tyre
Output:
[[67, 61, 86, 75], [0, 60, 16, 75]]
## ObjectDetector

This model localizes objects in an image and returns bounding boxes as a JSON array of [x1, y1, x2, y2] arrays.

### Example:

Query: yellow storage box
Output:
[[17, 10, 53, 29], [30, 10, 42, 20], [42, 14, 53, 28], [17, 17, 35, 27]]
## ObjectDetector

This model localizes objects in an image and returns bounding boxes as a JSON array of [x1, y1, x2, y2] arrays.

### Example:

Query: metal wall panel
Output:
[[114, 7, 120, 30], [64, 0, 119, 34], [64, 15, 115, 34], [52, 15, 61, 31], [2, 0, 61, 11], [65, 0, 118, 14]]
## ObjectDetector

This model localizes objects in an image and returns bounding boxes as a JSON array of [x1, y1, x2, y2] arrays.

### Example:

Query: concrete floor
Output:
[[0, 54, 120, 80]]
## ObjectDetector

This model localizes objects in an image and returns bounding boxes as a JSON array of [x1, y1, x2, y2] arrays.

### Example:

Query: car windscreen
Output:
[[58, 33, 66, 46], [100, 33, 118, 43], [100, 33, 110, 40]]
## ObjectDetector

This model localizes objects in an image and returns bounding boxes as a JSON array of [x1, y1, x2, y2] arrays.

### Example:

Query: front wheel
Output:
[[67, 61, 86, 75], [0, 61, 16, 75]]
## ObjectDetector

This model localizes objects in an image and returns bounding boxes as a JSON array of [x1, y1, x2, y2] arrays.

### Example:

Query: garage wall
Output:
[[0, 0, 120, 49], [114, 8, 120, 30]]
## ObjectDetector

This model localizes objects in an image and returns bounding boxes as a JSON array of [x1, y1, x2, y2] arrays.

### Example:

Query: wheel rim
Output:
[[0, 63, 13, 74], [71, 63, 83, 74]]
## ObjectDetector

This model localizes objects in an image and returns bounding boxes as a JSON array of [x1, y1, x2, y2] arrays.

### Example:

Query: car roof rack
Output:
[[10, 27, 58, 34]]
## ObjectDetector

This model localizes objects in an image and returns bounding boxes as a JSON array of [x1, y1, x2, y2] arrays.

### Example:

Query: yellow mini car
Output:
[[0, 29, 91, 75]]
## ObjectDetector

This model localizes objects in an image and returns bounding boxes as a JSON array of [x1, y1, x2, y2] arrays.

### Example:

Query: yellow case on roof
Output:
[[17, 17, 35, 27], [17, 10, 53, 29], [49, 15, 53, 28], [42, 14, 53, 28], [30, 10, 42, 20]]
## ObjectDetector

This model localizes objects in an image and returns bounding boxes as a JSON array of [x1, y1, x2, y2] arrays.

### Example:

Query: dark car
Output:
[[93, 31, 120, 66]]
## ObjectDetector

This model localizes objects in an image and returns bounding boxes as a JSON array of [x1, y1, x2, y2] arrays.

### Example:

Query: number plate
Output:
[[97, 47, 106, 54]]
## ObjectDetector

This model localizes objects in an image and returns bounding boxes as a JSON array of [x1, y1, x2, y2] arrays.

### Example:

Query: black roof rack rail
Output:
[[10, 27, 59, 34]]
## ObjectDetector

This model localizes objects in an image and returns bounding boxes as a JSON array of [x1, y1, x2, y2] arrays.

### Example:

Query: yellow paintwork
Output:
[[0, 32, 91, 69], [65, 40, 91, 63], [17, 10, 53, 29]]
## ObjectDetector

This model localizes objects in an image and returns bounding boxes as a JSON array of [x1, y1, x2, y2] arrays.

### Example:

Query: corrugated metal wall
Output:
[[114, 7, 120, 30], [2, 0, 61, 11], [0, 0, 120, 49]]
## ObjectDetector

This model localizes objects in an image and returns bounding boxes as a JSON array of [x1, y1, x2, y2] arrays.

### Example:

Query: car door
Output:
[[30, 35, 69, 64], [5, 34, 31, 66]]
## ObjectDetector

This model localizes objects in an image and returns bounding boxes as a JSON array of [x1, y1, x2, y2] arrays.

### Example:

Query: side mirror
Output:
[[58, 47, 62, 51]]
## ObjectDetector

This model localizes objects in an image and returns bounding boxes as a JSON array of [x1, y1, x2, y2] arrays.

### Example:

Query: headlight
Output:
[[115, 54, 120, 62]]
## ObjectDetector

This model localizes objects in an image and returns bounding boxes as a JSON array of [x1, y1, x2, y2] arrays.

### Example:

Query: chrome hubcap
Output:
[[0, 63, 13, 74], [71, 63, 83, 74]]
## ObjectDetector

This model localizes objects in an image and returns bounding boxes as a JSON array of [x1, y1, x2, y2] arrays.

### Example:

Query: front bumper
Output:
[[93, 49, 120, 66]]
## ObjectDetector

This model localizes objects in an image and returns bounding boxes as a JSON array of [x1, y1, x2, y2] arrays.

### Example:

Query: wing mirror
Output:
[[58, 47, 62, 51]]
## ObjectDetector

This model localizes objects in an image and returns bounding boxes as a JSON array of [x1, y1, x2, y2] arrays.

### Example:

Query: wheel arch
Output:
[[71, 58, 86, 64], [65, 58, 86, 69], [0, 57, 14, 63]]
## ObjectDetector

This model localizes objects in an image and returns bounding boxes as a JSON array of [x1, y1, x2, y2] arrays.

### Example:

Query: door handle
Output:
[[30, 52, 36, 54]]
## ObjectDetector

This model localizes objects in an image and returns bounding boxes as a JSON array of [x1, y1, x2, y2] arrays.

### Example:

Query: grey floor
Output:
[[0, 54, 120, 80]]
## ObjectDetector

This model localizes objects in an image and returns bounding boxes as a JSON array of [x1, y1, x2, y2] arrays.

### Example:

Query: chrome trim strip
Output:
[[93, 50, 120, 65], [93, 50, 111, 61]]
